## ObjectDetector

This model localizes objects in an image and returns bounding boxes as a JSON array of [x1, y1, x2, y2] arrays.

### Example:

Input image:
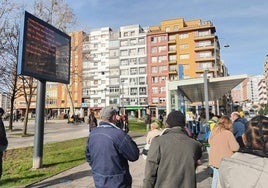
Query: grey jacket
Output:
[[143, 127, 202, 188], [217, 152, 268, 188]]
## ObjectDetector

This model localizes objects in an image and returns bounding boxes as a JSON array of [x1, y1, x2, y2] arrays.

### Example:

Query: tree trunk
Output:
[[22, 103, 30, 136]]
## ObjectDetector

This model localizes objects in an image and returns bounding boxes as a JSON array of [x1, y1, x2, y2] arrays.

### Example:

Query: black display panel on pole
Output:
[[17, 11, 71, 84]]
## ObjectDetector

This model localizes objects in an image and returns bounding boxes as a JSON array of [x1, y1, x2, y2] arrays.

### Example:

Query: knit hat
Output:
[[166, 110, 185, 127], [100, 106, 118, 120]]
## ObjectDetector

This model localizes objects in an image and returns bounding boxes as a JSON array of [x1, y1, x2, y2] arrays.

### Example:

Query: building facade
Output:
[[14, 18, 240, 119], [146, 18, 227, 116]]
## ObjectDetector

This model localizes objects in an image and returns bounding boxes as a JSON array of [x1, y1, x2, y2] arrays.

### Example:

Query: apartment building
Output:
[[0, 92, 10, 112], [82, 27, 112, 115], [118, 25, 148, 118], [146, 18, 226, 116], [258, 78, 267, 106]]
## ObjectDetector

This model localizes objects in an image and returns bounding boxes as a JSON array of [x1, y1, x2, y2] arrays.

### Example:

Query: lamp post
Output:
[[214, 36, 230, 115], [121, 80, 125, 115]]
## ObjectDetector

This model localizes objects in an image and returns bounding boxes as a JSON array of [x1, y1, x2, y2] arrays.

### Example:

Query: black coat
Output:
[[0, 118, 8, 147]]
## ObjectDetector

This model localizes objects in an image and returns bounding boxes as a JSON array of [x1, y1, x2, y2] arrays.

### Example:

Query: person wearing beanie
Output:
[[143, 110, 202, 188], [85, 106, 139, 188]]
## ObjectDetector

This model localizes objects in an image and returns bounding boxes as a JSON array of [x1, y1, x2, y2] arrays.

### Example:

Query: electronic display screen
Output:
[[17, 11, 71, 84]]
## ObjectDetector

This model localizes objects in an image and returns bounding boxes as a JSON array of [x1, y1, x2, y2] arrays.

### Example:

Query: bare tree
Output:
[[0, 0, 23, 130], [33, 0, 77, 116]]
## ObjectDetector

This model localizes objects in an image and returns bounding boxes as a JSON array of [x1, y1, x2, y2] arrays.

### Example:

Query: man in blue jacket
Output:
[[85, 106, 139, 188]]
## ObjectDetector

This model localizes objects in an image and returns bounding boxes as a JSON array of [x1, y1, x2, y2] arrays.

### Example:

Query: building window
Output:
[[151, 56, 157, 63], [138, 48, 145, 54], [199, 51, 212, 58], [151, 37, 157, 43], [129, 58, 137, 65], [165, 27, 170, 32], [120, 59, 129, 66], [169, 65, 176, 72], [139, 67, 146, 74], [179, 54, 190, 59], [123, 32, 128, 37], [152, 77, 159, 83], [151, 67, 158, 73], [151, 47, 157, 53], [174, 25, 179, 31], [159, 66, 167, 72], [169, 35, 176, 41], [130, 39, 136, 45], [129, 49, 136, 55], [179, 33, 189, 39], [169, 54, 176, 61], [179, 44, 189, 49], [138, 37, 145, 44], [198, 30, 210, 37], [139, 87, 146, 95], [139, 57, 146, 64], [139, 77, 146, 85], [120, 50, 128, 56], [130, 68, 137, 75], [130, 88, 138, 95], [152, 98, 158, 104], [120, 40, 128, 46], [158, 55, 167, 62], [159, 35, 167, 42], [169, 45, 176, 51], [158, 46, 167, 52]]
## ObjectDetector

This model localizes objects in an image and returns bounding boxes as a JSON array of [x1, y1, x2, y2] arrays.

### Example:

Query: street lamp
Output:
[[214, 36, 230, 77], [214, 36, 230, 115], [121, 80, 125, 115]]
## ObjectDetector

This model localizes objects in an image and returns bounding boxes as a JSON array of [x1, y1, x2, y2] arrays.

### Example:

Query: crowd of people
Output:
[[85, 106, 267, 188], [1, 104, 267, 187]]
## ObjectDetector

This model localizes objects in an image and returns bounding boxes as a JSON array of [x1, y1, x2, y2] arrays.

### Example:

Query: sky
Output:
[[20, 0, 268, 76]]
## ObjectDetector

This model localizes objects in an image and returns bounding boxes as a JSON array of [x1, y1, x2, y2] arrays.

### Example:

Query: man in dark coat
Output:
[[85, 106, 139, 188], [0, 108, 8, 179], [143, 110, 202, 188]]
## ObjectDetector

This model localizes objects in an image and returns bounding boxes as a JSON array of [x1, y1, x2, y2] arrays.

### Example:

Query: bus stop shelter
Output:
[[166, 74, 248, 121]]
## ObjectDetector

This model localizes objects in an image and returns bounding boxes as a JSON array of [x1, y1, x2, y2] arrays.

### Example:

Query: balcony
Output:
[[168, 60, 177, 65], [194, 44, 214, 51], [194, 34, 214, 41]]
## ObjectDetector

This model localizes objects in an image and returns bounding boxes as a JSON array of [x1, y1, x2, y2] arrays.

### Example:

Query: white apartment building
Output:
[[0, 92, 10, 112], [247, 75, 264, 104], [83, 27, 112, 110], [258, 78, 267, 106], [118, 25, 148, 117]]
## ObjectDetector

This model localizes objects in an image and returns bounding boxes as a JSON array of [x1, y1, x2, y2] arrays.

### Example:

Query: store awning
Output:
[[126, 106, 141, 110], [168, 74, 248, 103]]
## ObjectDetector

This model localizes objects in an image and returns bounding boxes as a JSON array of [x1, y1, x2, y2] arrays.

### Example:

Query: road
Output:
[[5, 119, 89, 150]]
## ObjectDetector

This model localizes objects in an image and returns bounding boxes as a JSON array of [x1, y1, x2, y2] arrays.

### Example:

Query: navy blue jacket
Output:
[[85, 121, 139, 188]]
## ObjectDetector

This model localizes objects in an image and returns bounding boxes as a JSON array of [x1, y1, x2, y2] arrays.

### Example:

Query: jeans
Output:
[[211, 166, 219, 188]]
